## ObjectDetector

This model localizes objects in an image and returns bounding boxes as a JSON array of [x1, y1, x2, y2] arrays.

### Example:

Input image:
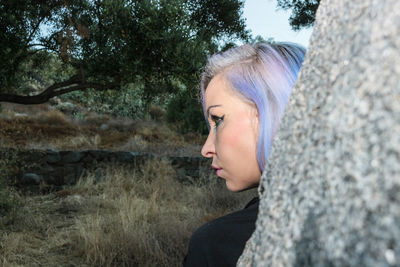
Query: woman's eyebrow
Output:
[[206, 105, 221, 116]]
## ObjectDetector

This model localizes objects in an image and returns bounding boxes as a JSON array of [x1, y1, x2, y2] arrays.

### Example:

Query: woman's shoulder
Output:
[[197, 196, 259, 235], [183, 197, 259, 266]]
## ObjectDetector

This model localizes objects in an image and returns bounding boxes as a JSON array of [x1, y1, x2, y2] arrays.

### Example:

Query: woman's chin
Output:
[[225, 181, 259, 192], [225, 181, 242, 192]]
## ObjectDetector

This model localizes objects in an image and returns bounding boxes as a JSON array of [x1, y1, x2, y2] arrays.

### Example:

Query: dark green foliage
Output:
[[0, 0, 248, 105], [186, 0, 249, 41], [61, 83, 148, 119], [18, 51, 75, 96], [166, 89, 207, 134], [276, 0, 320, 30], [250, 35, 274, 44]]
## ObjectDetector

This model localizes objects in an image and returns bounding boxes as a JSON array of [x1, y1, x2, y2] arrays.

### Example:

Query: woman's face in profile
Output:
[[201, 74, 261, 192]]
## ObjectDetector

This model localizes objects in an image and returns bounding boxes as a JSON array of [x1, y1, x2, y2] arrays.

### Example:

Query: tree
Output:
[[276, 0, 320, 31], [0, 0, 248, 105]]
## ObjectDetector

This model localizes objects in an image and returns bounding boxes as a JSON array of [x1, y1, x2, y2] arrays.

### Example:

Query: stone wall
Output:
[[1, 149, 210, 188], [239, 0, 400, 266]]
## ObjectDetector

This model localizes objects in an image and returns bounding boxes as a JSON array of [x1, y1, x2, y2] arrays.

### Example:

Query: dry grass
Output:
[[0, 109, 79, 147], [0, 102, 203, 155], [0, 102, 236, 266], [0, 159, 257, 266]]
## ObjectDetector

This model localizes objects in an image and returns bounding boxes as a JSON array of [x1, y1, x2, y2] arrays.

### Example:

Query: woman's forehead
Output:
[[205, 75, 255, 109], [205, 75, 235, 102], [205, 85, 257, 120]]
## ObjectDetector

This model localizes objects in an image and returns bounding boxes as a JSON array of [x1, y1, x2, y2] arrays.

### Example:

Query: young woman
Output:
[[183, 42, 306, 266]]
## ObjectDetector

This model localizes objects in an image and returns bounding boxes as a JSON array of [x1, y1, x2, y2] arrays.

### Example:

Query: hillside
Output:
[[0, 100, 205, 157]]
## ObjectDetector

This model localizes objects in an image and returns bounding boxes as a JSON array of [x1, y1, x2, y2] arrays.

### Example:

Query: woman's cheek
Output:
[[222, 125, 241, 146]]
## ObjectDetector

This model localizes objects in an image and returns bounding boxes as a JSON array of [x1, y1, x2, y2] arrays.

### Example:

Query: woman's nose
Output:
[[201, 132, 215, 158]]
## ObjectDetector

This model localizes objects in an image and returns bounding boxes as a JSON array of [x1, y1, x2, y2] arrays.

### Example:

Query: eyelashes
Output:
[[211, 114, 225, 130]]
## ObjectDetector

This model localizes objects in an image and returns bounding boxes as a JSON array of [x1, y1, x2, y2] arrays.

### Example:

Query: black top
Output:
[[183, 197, 259, 267]]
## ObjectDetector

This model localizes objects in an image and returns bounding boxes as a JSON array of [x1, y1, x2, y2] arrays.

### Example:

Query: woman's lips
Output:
[[212, 166, 222, 176]]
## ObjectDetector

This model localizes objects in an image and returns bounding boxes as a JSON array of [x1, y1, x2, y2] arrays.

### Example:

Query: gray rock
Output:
[[87, 150, 111, 161], [238, 0, 400, 266], [57, 101, 77, 113], [22, 150, 47, 164], [99, 123, 109, 131], [36, 164, 55, 174], [14, 112, 28, 118], [61, 151, 83, 163], [114, 151, 135, 162], [75, 164, 84, 180], [43, 175, 56, 185], [64, 172, 77, 185], [19, 173, 42, 185], [46, 150, 61, 163], [63, 165, 78, 185], [49, 96, 60, 106], [47, 168, 67, 186]]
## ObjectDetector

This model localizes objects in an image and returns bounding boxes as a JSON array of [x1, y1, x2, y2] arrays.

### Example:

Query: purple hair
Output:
[[200, 42, 306, 172]]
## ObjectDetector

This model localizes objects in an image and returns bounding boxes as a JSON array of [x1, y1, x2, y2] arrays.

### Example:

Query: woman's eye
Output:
[[211, 115, 225, 130]]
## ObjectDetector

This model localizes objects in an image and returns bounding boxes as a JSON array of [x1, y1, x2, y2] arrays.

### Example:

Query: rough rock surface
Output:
[[19, 173, 43, 185], [238, 0, 400, 266]]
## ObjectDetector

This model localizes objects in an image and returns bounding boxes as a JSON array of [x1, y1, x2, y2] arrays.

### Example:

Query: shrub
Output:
[[61, 83, 147, 119], [166, 89, 207, 134], [149, 104, 166, 121]]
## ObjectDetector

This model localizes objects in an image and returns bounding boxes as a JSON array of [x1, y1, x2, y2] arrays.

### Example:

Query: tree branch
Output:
[[0, 77, 119, 105], [26, 16, 47, 45]]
